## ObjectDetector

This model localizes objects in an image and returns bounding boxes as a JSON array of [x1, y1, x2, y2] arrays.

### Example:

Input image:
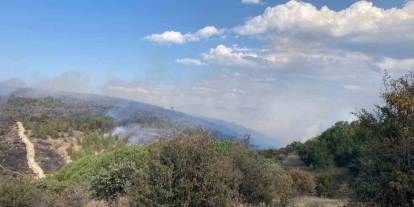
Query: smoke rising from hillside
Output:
[[111, 124, 168, 145]]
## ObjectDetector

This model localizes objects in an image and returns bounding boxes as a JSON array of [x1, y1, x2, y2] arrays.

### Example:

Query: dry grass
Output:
[[288, 196, 348, 207]]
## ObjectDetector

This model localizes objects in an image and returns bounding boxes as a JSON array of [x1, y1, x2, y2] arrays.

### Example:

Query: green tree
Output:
[[299, 121, 367, 168], [353, 72, 414, 206], [91, 162, 137, 203]]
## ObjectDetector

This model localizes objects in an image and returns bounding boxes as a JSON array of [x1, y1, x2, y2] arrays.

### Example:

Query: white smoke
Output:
[[112, 124, 171, 145]]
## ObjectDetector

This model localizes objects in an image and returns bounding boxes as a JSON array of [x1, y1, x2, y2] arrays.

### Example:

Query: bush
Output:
[[91, 162, 138, 203], [54, 186, 90, 207], [51, 144, 156, 183], [315, 171, 350, 199], [288, 168, 316, 195], [315, 174, 336, 197], [127, 132, 294, 207], [35, 178, 91, 207], [50, 131, 294, 206], [128, 134, 242, 207], [235, 149, 293, 206], [0, 177, 53, 207]]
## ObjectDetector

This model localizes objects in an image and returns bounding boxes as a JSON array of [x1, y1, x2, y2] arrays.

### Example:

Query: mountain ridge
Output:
[[5, 87, 278, 148]]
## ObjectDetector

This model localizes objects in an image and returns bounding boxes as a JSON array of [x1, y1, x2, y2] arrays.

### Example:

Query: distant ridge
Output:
[[8, 87, 278, 148]]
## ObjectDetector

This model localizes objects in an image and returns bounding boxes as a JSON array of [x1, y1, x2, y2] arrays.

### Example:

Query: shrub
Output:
[[91, 162, 138, 203], [51, 131, 294, 206], [51, 144, 155, 183], [316, 174, 336, 197], [54, 186, 90, 207], [127, 132, 294, 207], [128, 134, 242, 207], [235, 149, 293, 206], [315, 172, 351, 199], [0, 177, 52, 207], [288, 168, 316, 195]]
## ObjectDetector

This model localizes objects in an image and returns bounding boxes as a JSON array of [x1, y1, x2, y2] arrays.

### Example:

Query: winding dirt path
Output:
[[16, 121, 45, 179]]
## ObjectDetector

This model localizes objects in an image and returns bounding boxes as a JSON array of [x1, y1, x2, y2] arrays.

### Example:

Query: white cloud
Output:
[[189, 26, 223, 40], [145, 31, 186, 44], [176, 58, 207, 66], [145, 26, 223, 44], [377, 57, 414, 71], [241, 0, 261, 5], [235, 0, 414, 44], [195, 43, 376, 71], [202, 44, 260, 67]]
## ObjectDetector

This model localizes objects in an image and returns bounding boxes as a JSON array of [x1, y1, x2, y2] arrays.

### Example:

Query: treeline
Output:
[[7, 96, 65, 108], [299, 121, 367, 168], [24, 113, 115, 138], [297, 72, 414, 206]]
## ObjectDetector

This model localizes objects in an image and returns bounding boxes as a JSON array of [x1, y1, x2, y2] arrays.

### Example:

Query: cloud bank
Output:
[[140, 1, 414, 145], [235, 0, 414, 44]]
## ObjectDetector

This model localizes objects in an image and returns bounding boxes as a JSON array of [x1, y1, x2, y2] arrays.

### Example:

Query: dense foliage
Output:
[[352, 73, 414, 206], [0, 177, 90, 207], [24, 114, 115, 139], [297, 72, 414, 206], [299, 121, 367, 169], [90, 132, 294, 206], [19, 131, 294, 206], [52, 144, 157, 183], [67, 131, 128, 160]]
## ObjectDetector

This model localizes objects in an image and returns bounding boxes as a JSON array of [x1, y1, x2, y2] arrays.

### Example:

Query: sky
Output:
[[1, 0, 413, 146]]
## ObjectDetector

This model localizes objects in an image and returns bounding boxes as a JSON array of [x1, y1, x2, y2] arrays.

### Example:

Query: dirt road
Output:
[[16, 121, 45, 179]]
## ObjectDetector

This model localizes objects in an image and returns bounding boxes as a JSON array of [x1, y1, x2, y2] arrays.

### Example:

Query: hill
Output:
[[7, 87, 274, 146], [0, 86, 275, 178]]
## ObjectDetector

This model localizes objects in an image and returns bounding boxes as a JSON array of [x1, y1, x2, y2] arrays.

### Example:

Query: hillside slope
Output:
[[10, 87, 275, 147], [0, 87, 275, 177]]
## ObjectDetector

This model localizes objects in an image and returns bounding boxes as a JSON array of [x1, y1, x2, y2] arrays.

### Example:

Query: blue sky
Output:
[[1, 0, 413, 146]]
